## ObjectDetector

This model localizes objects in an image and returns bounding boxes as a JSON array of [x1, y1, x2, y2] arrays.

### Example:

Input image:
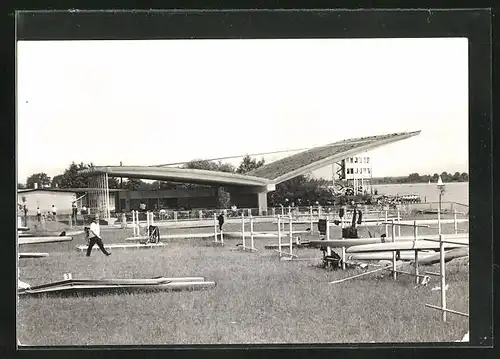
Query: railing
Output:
[[21, 202, 466, 228]]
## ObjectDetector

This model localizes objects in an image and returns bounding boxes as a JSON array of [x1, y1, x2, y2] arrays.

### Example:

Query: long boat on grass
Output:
[[346, 238, 468, 253], [307, 233, 468, 249], [18, 276, 217, 296]]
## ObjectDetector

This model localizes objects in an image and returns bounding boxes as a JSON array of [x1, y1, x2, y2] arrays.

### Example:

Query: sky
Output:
[[17, 38, 469, 184]]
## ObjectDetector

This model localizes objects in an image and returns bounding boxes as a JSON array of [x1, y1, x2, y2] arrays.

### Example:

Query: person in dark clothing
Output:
[[86, 215, 111, 257], [217, 213, 224, 231]]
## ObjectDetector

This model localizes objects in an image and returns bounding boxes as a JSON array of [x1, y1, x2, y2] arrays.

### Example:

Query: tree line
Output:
[[371, 171, 468, 185], [18, 159, 468, 209]]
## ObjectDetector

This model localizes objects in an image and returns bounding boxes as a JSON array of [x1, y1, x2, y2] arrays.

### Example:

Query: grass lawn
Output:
[[17, 222, 469, 346]]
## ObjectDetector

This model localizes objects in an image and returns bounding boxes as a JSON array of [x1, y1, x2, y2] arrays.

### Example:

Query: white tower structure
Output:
[[344, 154, 373, 194]]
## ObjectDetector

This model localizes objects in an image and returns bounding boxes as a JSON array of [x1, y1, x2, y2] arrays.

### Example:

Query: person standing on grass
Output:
[[36, 206, 41, 222], [86, 215, 111, 257], [51, 205, 57, 221], [217, 212, 224, 231], [72, 202, 78, 224]]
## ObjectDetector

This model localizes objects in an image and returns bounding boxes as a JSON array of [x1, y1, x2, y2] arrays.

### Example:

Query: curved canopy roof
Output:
[[80, 131, 421, 189]]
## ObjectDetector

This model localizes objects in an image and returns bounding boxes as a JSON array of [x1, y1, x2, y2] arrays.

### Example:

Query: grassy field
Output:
[[17, 221, 469, 346]]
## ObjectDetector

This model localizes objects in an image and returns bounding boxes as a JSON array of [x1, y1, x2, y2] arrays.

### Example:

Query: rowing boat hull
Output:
[[18, 252, 49, 259], [19, 236, 73, 245], [346, 239, 469, 253]]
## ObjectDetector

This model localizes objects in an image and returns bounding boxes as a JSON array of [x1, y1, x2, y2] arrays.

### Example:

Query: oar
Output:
[[329, 264, 395, 284]]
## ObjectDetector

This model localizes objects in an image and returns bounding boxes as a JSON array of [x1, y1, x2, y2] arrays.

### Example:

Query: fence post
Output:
[[391, 219, 397, 280], [174, 211, 178, 222], [440, 234, 447, 322], [453, 209, 458, 234], [310, 206, 313, 232]]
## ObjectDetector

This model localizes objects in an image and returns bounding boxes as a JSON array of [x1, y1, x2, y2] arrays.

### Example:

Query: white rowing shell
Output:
[[19, 236, 73, 245], [346, 239, 468, 253]]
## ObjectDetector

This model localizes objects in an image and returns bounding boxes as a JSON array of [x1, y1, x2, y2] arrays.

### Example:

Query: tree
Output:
[[58, 162, 92, 188], [52, 174, 64, 187], [26, 172, 51, 188], [267, 174, 336, 207], [123, 178, 143, 190], [108, 177, 120, 189], [407, 173, 420, 182], [183, 159, 235, 173], [216, 187, 231, 209], [236, 155, 265, 174]]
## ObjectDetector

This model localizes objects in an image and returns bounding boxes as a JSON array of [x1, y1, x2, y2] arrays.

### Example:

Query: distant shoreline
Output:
[[372, 181, 469, 185]]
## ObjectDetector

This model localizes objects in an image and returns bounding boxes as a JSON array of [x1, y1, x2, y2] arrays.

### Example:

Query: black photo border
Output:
[[1, 5, 494, 359]]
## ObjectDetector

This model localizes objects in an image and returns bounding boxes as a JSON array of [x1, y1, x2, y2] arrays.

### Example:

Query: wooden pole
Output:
[[440, 233, 447, 322], [392, 219, 397, 280]]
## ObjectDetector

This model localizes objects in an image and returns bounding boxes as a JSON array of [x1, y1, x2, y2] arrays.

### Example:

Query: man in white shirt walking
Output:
[[86, 215, 111, 257]]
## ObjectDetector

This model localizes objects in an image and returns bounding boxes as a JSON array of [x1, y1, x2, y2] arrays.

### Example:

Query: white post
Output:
[[309, 206, 313, 232], [326, 219, 330, 240], [213, 214, 218, 243], [174, 211, 178, 222], [105, 173, 110, 220], [132, 211, 136, 237], [318, 205, 322, 217], [392, 219, 397, 280], [121, 212, 127, 229], [288, 206, 291, 216], [289, 214, 293, 257], [397, 209, 401, 238], [199, 210, 203, 219], [250, 214, 254, 250], [277, 215, 282, 257], [437, 202, 442, 235], [241, 213, 245, 249], [440, 234, 446, 322], [453, 209, 458, 234], [146, 211, 150, 237], [385, 210, 388, 236], [281, 206, 284, 216], [414, 220, 419, 285]]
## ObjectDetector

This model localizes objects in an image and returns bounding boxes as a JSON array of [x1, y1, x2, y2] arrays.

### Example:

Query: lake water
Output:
[[371, 182, 469, 205]]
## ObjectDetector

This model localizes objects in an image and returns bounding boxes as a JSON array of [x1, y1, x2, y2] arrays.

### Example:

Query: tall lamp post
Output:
[[437, 175, 447, 322], [437, 175, 446, 234]]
